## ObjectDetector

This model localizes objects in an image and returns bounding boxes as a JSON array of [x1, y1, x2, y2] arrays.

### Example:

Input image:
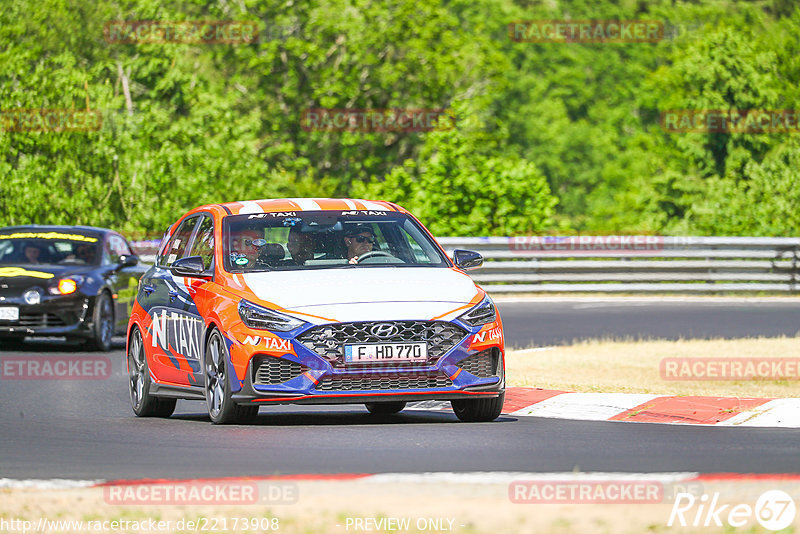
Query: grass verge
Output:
[[506, 336, 800, 397]]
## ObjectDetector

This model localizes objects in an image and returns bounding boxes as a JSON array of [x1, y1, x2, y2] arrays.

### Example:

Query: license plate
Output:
[[0, 307, 19, 321], [344, 343, 428, 363]]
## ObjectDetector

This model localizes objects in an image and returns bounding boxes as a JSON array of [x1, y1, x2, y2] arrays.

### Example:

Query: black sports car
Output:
[[0, 226, 148, 351]]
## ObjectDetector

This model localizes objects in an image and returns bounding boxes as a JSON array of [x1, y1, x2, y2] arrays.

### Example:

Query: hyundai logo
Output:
[[370, 323, 399, 338]]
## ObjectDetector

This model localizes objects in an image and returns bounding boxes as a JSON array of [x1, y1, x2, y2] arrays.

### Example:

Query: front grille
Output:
[[458, 349, 499, 378], [17, 313, 67, 328], [297, 321, 468, 367], [253, 356, 307, 385], [316, 374, 452, 391]]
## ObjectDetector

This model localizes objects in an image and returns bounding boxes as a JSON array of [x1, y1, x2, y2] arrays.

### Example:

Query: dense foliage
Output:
[[1, 0, 798, 237]]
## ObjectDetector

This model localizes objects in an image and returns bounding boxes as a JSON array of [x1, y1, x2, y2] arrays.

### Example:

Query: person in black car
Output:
[[22, 243, 43, 264], [65, 243, 97, 264], [75, 243, 96, 264]]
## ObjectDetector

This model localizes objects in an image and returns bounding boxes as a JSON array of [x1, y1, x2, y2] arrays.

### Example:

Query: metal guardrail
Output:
[[131, 236, 800, 293], [438, 236, 800, 293]]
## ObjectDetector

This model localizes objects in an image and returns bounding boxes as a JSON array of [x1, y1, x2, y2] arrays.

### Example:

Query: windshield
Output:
[[0, 231, 101, 266], [222, 211, 449, 272]]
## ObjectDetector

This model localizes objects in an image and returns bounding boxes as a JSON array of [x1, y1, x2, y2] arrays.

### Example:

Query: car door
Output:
[[183, 214, 216, 386], [141, 215, 202, 387]]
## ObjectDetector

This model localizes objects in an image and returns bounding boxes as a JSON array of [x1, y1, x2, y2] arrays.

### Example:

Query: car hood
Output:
[[0, 264, 89, 291], [238, 267, 480, 323]]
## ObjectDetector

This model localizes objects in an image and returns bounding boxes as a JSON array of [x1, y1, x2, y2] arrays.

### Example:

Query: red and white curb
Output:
[[408, 388, 800, 428]]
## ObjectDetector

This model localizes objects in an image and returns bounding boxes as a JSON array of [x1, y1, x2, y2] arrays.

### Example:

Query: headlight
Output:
[[238, 299, 304, 332], [458, 295, 497, 326], [48, 275, 85, 295]]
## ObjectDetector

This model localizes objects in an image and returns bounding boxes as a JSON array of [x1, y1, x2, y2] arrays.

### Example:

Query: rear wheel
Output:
[[451, 392, 505, 422], [205, 329, 258, 424], [365, 401, 407, 415], [128, 326, 176, 417], [86, 292, 114, 351]]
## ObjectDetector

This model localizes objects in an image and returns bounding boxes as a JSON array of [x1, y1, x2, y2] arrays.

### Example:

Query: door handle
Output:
[[142, 285, 155, 295], [169, 290, 178, 303]]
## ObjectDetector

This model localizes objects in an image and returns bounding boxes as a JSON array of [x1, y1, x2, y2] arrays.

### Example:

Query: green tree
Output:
[[354, 107, 556, 235]]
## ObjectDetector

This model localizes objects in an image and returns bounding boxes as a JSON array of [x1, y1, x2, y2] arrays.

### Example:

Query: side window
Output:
[[187, 215, 215, 271], [101, 241, 113, 266], [106, 235, 132, 264], [156, 226, 172, 257], [158, 217, 199, 267]]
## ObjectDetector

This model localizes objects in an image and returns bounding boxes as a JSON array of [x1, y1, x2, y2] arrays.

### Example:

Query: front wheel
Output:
[[365, 401, 406, 414], [86, 292, 114, 351], [128, 326, 176, 417], [451, 392, 505, 422], [204, 329, 258, 424]]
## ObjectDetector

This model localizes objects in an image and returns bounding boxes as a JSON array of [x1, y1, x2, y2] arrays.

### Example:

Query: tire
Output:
[[451, 392, 505, 422], [85, 291, 114, 351], [128, 326, 176, 417], [204, 329, 258, 424], [365, 401, 407, 415]]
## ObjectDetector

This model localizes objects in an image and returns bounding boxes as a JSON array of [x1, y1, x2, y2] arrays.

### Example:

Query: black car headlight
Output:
[[238, 299, 304, 332], [458, 295, 497, 326], [47, 275, 85, 295]]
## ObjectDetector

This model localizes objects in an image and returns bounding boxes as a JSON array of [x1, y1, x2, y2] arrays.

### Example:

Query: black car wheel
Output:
[[86, 291, 114, 351], [365, 401, 407, 414], [451, 392, 505, 422], [128, 326, 176, 417], [204, 329, 258, 424]]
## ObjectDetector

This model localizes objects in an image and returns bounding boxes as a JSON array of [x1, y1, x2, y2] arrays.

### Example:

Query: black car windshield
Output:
[[222, 211, 449, 272], [0, 231, 102, 266]]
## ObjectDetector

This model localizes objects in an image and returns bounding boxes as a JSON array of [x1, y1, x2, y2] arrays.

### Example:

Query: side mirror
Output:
[[118, 254, 139, 268], [452, 249, 483, 271], [170, 256, 211, 278]]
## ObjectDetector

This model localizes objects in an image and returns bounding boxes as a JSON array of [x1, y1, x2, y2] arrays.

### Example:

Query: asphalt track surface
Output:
[[499, 299, 800, 348], [1, 300, 799, 480]]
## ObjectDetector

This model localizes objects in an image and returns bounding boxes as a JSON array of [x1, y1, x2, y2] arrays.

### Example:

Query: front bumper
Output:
[[0, 295, 94, 338], [229, 322, 506, 406], [234, 388, 504, 406]]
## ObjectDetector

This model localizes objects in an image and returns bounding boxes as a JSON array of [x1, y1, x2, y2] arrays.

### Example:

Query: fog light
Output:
[[23, 288, 41, 305]]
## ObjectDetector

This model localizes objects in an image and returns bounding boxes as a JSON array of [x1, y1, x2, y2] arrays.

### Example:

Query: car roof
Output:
[[210, 198, 407, 216], [0, 225, 114, 237]]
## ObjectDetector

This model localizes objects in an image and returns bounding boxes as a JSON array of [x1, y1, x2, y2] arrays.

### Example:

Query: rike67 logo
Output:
[[668, 490, 796, 531]]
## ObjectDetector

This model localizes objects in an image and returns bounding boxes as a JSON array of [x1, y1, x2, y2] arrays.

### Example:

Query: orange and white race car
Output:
[[126, 199, 504, 424]]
